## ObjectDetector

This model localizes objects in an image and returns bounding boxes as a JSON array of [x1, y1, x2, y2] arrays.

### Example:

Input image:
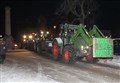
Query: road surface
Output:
[[0, 49, 120, 83]]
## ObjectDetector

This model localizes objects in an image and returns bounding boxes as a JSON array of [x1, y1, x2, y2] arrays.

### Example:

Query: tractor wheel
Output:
[[52, 41, 61, 60], [86, 55, 98, 63], [86, 55, 93, 62], [63, 45, 75, 63]]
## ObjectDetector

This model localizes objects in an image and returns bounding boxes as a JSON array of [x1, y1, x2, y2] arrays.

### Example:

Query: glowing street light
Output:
[[23, 35, 27, 39], [46, 31, 49, 34], [14, 44, 18, 47], [23, 39, 26, 42], [53, 26, 56, 29], [0, 35, 2, 37], [14, 44, 18, 49], [41, 31, 44, 34], [29, 35, 33, 39]]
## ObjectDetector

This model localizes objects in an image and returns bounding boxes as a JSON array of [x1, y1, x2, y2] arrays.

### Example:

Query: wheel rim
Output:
[[53, 44, 59, 58], [64, 50, 69, 61]]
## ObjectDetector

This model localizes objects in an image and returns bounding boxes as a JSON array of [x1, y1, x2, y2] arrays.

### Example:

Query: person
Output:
[[0, 38, 6, 64]]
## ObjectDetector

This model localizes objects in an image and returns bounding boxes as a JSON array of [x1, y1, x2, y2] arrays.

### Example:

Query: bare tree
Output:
[[56, 0, 98, 26]]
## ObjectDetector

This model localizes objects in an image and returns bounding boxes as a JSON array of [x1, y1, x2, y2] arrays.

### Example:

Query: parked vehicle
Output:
[[0, 37, 6, 64]]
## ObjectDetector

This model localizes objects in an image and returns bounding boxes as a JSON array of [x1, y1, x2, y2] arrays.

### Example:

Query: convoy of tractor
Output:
[[1, 23, 119, 64], [26, 23, 116, 63]]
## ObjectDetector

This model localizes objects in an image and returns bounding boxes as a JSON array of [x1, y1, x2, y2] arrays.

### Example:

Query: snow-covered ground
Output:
[[0, 49, 59, 83], [98, 55, 120, 67], [0, 49, 120, 83]]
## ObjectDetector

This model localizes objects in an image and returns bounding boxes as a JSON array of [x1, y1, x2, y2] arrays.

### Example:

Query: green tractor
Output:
[[52, 24, 113, 63]]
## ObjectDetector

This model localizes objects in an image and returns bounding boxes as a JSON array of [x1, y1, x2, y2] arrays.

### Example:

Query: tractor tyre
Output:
[[52, 41, 61, 61], [86, 55, 98, 63], [63, 45, 75, 64], [86, 55, 93, 62]]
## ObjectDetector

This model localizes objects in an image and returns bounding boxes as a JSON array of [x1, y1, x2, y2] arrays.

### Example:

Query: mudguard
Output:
[[53, 37, 63, 47]]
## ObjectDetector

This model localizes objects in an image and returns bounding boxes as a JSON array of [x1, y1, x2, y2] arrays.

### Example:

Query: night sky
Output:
[[0, 0, 120, 42]]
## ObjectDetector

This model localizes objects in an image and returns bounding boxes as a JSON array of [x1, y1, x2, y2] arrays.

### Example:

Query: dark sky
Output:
[[0, 0, 61, 41], [97, 0, 120, 38], [0, 0, 120, 42]]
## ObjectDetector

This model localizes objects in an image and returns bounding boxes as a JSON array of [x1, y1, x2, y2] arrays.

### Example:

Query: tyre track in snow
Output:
[[38, 52, 120, 82], [0, 49, 59, 82], [0, 49, 120, 82]]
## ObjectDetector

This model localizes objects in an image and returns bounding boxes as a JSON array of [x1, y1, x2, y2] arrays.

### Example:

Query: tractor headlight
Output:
[[81, 46, 84, 50], [81, 45, 89, 54], [86, 46, 89, 49], [81, 45, 89, 50]]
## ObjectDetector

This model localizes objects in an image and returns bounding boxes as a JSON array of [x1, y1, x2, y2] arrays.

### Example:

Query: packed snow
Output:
[[0, 49, 120, 83], [99, 55, 120, 67]]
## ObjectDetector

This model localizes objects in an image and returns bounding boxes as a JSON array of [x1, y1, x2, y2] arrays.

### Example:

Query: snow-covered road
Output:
[[0, 49, 120, 83]]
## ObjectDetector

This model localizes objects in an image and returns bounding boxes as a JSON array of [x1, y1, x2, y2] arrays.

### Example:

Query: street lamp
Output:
[[41, 31, 44, 34], [29, 35, 33, 39], [23, 39, 26, 42], [53, 26, 56, 29], [0, 35, 2, 37], [23, 35, 27, 39], [46, 31, 49, 34]]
